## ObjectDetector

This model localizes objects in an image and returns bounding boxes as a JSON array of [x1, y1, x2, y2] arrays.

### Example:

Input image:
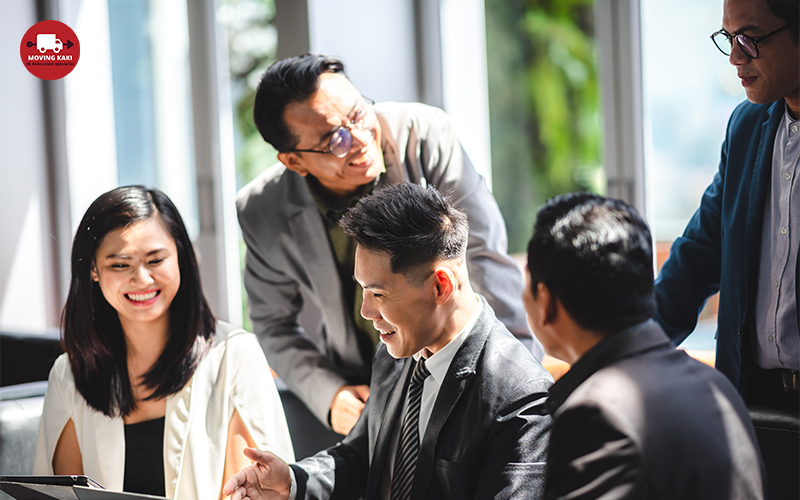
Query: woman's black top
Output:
[[123, 416, 166, 496]]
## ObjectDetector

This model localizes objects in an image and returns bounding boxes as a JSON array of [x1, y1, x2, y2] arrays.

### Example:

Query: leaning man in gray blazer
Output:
[[237, 53, 540, 435]]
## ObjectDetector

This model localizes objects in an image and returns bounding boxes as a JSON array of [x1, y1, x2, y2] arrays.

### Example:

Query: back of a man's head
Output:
[[527, 192, 655, 334], [340, 183, 468, 286], [253, 53, 345, 153]]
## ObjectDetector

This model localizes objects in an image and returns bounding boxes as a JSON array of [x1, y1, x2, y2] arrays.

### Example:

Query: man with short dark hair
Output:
[[224, 183, 553, 500], [237, 54, 540, 435], [524, 193, 764, 499], [654, 0, 800, 411]]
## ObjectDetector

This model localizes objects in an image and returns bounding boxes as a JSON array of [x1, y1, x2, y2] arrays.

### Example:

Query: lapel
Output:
[[377, 114, 412, 187], [92, 405, 125, 489], [743, 101, 783, 310], [285, 173, 361, 366], [410, 300, 495, 499], [163, 378, 193, 498], [365, 349, 411, 498]]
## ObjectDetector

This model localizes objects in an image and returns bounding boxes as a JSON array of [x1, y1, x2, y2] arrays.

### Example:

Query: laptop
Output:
[[0, 475, 101, 499], [74, 486, 166, 500], [0, 476, 166, 500]]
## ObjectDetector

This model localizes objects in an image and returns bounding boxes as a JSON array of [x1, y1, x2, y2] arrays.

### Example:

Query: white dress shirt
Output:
[[379, 296, 483, 499]]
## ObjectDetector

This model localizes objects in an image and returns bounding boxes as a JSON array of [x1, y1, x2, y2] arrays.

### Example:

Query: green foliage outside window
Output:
[[485, 0, 603, 252], [221, 0, 277, 331], [221, 0, 278, 189]]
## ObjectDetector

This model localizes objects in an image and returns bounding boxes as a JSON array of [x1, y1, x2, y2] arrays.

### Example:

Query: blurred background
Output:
[[1, 0, 744, 355]]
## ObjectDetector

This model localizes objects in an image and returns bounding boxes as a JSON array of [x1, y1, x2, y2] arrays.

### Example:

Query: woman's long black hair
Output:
[[62, 186, 215, 417]]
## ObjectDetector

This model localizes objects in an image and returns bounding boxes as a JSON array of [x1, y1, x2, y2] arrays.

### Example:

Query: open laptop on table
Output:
[[0, 476, 166, 500]]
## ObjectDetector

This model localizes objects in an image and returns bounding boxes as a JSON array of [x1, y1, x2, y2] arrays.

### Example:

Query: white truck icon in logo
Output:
[[36, 34, 62, 53]]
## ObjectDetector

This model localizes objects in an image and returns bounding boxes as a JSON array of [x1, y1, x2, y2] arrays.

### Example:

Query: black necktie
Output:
[[391, 357, 431, 500]]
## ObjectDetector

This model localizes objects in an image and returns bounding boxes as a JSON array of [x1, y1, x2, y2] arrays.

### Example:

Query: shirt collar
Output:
[[781, 101, 799, 136], [545, 319, 671, 415], [306, 175, 379, 223], [414, 295, 482, 385]]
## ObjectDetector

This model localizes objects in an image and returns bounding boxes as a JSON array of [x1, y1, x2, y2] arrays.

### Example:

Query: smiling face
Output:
[[277, 73, 386, 198], [355, 246, 451, 359], [91, 217, 180, 333], [722, 0, 800, 114]]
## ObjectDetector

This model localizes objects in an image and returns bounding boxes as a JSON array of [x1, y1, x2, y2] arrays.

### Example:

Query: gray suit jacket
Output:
[[237, 102, 538, 423], [544, 320, 765, 500], [290, 299, 553, 499]]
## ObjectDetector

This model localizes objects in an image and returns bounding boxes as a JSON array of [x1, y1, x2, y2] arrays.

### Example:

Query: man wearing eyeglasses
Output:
[[655, 0, 799, 415], [236, 53, 540, 436]]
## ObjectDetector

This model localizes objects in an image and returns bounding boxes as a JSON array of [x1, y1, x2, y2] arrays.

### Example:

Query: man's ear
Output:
[[277, 152, 308, 176], [432, 267, 456, 305], [90, 262, 99, 282], [537, 282, 559, 325]]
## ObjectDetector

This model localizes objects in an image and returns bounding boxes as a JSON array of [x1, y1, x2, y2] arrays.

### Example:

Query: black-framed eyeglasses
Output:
[[287, 98, 377, 158], [711, 23, 794, 59]]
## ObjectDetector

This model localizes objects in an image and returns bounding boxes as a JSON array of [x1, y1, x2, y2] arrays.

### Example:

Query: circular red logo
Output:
[[20, 20, 80, 80]]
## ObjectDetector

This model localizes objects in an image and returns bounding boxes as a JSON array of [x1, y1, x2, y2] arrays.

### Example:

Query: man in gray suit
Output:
[[237, 53, 540, 434], [523, 193, 765, 499], [224, 184, 552, 500]]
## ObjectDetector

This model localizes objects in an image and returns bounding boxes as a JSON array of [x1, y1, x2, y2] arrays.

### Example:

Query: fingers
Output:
[[243, 446, 273, 463], [222, 468, 246, 497], [222, 448, 272, 497], [331, 386, 367, 435], [352, 384, 370, 402]]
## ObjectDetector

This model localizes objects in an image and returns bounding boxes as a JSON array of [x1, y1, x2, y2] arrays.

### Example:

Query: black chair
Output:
[[749, 405, 800, 499], [0, 382, 48, 500], [0, 330, 62, 387]]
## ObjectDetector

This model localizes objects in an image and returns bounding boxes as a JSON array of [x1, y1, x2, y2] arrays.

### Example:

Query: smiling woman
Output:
[[32, 186, 294, 499]]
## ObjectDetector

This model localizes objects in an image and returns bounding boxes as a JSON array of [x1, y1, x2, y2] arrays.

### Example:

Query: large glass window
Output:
[[484, 0, 603, 254], [220, 0, 278, 330], [66, 0, 198, 238], [641, 0, 743, 353]]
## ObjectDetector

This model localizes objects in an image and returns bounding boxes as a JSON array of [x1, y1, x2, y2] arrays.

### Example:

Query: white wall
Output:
[[306, 0, 420, 103], [0, 1, 57, 332]]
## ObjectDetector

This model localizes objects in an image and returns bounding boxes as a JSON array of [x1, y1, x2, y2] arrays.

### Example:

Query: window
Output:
[[484, 0, 603, 253], [641, 0, 743, 352]]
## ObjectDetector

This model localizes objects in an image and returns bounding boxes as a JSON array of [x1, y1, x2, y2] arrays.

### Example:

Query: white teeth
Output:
[[126, 291, 157, 302], [378, 329, 395, 335]]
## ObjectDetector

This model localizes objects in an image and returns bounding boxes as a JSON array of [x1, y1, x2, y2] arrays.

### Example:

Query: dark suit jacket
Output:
[[290, 299, 553, 499], [653, 99, 799, 390], [544, 320, 765, 500]]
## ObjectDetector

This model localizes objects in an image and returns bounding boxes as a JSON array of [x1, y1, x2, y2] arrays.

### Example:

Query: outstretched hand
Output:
[[223, 447, 292, 500]]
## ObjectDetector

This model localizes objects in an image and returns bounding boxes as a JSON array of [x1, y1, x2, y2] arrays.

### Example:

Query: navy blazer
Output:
[[654, 99, 798, 389], [290, 299, 553, 499]]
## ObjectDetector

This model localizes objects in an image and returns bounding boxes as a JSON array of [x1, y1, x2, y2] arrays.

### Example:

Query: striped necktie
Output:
[[390, 357, 431, 500]]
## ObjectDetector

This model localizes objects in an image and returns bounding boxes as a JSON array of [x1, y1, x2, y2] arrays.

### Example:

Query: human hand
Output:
[[222, 447, 292, 500], [330, 384, 370, 435]]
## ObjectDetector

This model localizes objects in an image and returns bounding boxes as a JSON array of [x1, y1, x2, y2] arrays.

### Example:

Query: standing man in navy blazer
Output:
[[224, 184, 553, 500], [654, 0, 799, 411], [525, 193, 765, 499]]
